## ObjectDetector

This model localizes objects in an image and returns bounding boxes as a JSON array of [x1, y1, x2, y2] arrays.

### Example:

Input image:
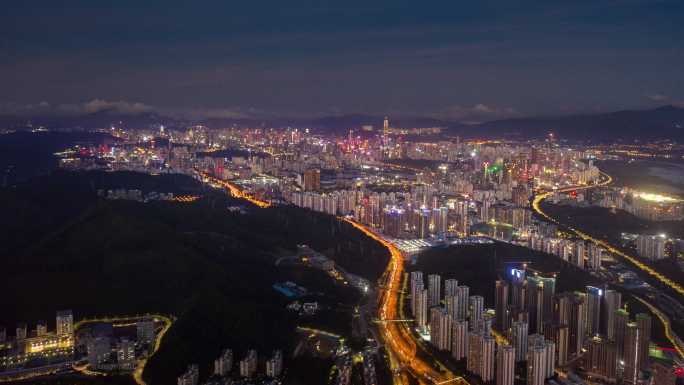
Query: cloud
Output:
[[56, 99, 155, 115], [432, 104, 520, 123], [645, 94, 684, 108]]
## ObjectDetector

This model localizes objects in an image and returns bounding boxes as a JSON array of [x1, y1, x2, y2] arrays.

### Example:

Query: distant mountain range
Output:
[[2, 105, 683, 142]]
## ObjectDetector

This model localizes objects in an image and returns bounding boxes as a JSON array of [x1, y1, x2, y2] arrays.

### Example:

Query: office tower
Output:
[[117, 338, 136, 370], [469, 295, 484, 332], [415, 289, 429, 333], [16, 323, 27, 340], [496, 344, 515, 385], [177, 364, 199, 385], [303, 169, 320, 191], [430, 308, 453, 351], [56, 310, 74, 336], [586, 336, 617, 382], [602, 290, 621, 339], [451, 320, 469, 360], [444, 279, 459, 297], [623, 323, 640, 385], [137, 318, 156, 346], [428, 274, 441, 307], [214, 348, 233, 376], [266, 350, 283, 377], [481, 336, 495, 383], [467, 332, 483, 375], [239, 350, 258, 378], [586, 286, 603, 337], [438, 206, 448, 233], [635, 313, 651, 371], [614, 308, 629, 362], [36, 320, 48, 336], [456, 286, 470, 321], [511, 321, 529, 362], [495, 280, 510, 332], [410, 271, 424, 316]]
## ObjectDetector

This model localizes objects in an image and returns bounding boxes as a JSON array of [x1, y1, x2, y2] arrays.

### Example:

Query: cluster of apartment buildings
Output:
[[178, 349, 283, 385]]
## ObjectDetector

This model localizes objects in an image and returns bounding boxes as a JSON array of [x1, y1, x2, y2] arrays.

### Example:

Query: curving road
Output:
[[531, 171, 684, 297]]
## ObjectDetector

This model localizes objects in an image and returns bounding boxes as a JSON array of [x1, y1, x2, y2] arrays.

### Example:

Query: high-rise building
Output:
[[445, 295, 459, 322], [266, 350, 283, 377], [428, 274, 441, 307], [455, 286, 470, 321], [117, 338, 136, 370], [56, 310, 74, 336], [635, 313, 651, 371], [496, 344, 515, 385], [415, 289, 429, 333], [469, 295, 484, 332], [495, 280, 510, 332], [614, 308, 629, 362], [430, 308, 452, 351], [467, 332, 483, 375], [622, 323, 640, 385], [482, 312, 495, 337], [451, 320, 469, 361], [585, 336, 617, 382], [214, 348, 233, 376], [410, 271, 424, 316], [511, 321, 529, 362], [636, 234, 666, 260], [602, 290, 621, 339], [16, 323, 27, 340], [444, 279, 459, 297], [586, 286, 603, 337], [137, 318, 156, 346], [239, 350, 258, 378], [36, 320, 48, 336], [526, 279, 545, 334], [177, 364, 199, 385], [303, 169, 321, 191], [527, 335, 555, 385], [480, 336, 495, 383]]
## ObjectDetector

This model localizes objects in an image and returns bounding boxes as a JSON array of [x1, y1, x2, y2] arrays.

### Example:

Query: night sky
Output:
[[1, 0, 683, 121]]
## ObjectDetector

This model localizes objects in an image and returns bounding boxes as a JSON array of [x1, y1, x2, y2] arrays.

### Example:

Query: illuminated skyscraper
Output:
[[469, 295, 484, 332], [602, 289, 621, 339], [455, 286, 470, 321]]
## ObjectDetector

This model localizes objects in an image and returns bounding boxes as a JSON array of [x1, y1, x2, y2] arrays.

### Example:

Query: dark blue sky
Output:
[[1, 0, 683, 121]]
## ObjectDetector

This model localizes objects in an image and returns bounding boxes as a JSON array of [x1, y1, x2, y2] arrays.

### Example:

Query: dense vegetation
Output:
[[0, 171, 389, 385]]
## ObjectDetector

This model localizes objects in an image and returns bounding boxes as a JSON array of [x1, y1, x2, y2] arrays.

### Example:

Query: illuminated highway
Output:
[[343, 218, 469, 385], [633, 297, 684, 359], [196, 169, 271, 208], [531, 172, 684, 297]]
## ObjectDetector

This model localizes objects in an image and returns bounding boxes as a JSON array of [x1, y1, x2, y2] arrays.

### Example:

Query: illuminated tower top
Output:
[[383, 116, 389, 135]]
